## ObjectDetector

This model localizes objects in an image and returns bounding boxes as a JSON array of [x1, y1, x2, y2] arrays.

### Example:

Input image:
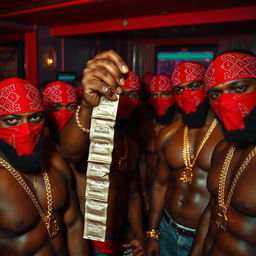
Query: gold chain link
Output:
[[183, 119, 217, 170], [218, 144, 256, 210], [0, 156, 59, 238]]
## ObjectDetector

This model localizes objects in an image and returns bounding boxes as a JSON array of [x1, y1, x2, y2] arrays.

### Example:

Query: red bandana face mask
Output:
[[174, 89, 207, 114], [149, 74, 174, 116], [149, 97, 175, 116], [0, 123, 44, 156], [46, 108, 75, 132], [0, 78, 44, 156], [211, 91, 256, 131], [117, 96, 139, 119]]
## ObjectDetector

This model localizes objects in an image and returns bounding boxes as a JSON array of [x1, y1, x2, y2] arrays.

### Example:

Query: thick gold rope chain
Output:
[[215, 144, 256, 231], [180, 119, 217, 184], [0, 157, 59, 238]]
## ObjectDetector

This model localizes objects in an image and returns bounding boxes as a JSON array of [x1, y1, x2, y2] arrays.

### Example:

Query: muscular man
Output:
[[42, 80, 79, 144], [190, 50, 256, 256], [60, 61, 144, 256], [0, 78, 90, 255], [146, 61, 223, 256], [137, 74, 177, 215]]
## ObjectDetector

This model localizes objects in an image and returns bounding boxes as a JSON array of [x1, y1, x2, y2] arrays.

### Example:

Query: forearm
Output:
[[60, 101, 92, 162], [128, 192, 144, 240], [148, 181, 168, 230]]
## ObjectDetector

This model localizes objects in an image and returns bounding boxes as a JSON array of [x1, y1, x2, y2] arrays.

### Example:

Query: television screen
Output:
[[156, 46, 216, 76], [57, 72, 77, 84]]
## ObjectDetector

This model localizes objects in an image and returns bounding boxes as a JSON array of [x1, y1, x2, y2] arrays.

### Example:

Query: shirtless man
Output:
[[137, 74, 176, 214], [42, 80, 88, 213], [42, 80, 79, 144], [0, 78, 90, 255], [146, 61, 223, 256], [190, 50, 256, 256], [60, 61, 145, 256]]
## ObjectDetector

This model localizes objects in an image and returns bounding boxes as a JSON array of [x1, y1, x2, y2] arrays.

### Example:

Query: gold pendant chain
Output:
[[180, 119, 217, 184], [215, 144, 256, 231], [0, 157, 59, 238]]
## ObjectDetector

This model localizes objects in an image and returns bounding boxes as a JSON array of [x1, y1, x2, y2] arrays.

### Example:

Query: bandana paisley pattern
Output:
[[149, 74, 173, 92], [205, 53, 256, 90], [172, 62, 206, 87], [0, 78, 43, 115], [43, 81, 78, 106], [122, 71, 140, 90]]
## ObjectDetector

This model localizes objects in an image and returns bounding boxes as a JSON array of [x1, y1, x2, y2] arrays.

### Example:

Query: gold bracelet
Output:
[[145, 229, 160, 240], [75, 105, 90, 134]]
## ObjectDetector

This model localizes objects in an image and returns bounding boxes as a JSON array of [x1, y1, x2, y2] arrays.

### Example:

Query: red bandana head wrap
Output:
[[42, 81, 79, 131], [149, 74, 175, 116], [42, 81, 79, 107], [204, 52, 256, 91], [118, 71, 141, 119], [205, 52, 256, 131], [171, 61, 206, 87], [0, 78, 44, 155], [0, 77, 43, 115]]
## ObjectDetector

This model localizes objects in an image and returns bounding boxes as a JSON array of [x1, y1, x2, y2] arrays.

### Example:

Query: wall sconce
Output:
[[43, 46, 57, 70]]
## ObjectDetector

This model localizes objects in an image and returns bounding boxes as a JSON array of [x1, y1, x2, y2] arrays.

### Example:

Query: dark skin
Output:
[[190, 78, 256, 256], [0, 112, 90, 256], [146, 81, 224, 256], [60, 50, 145, 256], [137, 89, 177, 214], [44, 102, 79, 112]]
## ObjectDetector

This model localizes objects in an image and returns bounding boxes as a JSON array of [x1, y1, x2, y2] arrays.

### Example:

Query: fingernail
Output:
[[120, 77, 125, 85], [112, 94, 118, 100], [121, 65, 128, 73], [117, 87, 122, 94]]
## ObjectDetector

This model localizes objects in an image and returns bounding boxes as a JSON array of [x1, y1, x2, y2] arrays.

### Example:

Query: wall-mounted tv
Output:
[[156, 45, 217, 75]]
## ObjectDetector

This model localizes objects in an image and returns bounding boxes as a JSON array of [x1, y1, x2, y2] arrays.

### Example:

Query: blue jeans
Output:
[[158, 211, 195, 256]]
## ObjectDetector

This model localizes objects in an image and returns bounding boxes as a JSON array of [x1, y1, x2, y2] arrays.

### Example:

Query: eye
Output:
[[45, 104, 61, 112], [29, 113, 44, 123], [149, 92, 158, 99], [173, 87, 183, 95], [161, 91, 172, 97], [231, 85, 248, 94], [208, 90, 221, 101], [189, 82, 202, 90], [66, 103, 78, 111], [128, 92, 139, 100], [3, 117, 19, 126]]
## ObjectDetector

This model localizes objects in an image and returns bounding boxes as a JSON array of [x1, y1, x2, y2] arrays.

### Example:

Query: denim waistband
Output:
[[163, 210, 196, 237]]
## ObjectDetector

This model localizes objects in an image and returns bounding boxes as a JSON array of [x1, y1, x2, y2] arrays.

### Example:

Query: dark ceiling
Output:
[[0, 0, 255, 27]]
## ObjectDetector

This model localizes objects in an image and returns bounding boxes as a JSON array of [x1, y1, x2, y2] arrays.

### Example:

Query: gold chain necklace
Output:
[[180, 119, 217, 184], [0, 157, 59, 238], [215, 144, 256, 231]]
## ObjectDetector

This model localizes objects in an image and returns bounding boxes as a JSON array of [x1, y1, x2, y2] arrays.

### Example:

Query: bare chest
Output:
[[209, 147, 256, 217], [0, 169, 67, 238]]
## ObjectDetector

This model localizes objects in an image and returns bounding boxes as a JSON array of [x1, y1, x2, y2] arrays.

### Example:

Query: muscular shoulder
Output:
[[156, 118, 183, 151], [42, 148, 72, 182]]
